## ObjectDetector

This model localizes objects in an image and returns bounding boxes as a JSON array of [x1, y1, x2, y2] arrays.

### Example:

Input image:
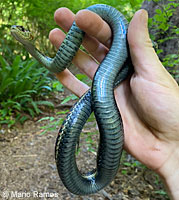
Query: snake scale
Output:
[[11, 4, 132, 195]]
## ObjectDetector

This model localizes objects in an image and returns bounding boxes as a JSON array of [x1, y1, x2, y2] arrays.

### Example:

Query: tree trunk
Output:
[[141, 0, 179, 81]]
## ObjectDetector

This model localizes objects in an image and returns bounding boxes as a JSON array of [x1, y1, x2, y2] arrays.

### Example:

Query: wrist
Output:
[[159, 145, 179, 200], [163, 170, 179, 200]]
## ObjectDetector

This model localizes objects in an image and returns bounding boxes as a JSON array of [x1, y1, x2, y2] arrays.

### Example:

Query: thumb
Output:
[[127, 9, 174, 85]]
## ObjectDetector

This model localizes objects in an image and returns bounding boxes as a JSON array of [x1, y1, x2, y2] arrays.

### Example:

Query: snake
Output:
[[11, 4, 132, 195]]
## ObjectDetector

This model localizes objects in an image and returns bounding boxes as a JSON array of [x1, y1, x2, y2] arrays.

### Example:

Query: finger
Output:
[[55, 69, 89, 97], [54, 8, 112, 46], [128, 9, 176, 86], [75, 10, 112, 48], [128, 9, 162, 75], [54, 8, 109, 63], [49, 28, 98, 79], [54, 7, 75, 32]]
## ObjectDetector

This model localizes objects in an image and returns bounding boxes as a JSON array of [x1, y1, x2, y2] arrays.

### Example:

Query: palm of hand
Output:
[[116, 70, 179, 172]]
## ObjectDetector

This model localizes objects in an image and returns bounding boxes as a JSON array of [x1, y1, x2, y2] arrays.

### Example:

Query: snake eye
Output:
[[21, 26, 25, 32], [16, 25, 26, 32], [19, 26, 25, 32]]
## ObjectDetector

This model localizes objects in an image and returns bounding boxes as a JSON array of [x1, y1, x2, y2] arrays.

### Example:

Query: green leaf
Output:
[[0, 55, 10, 68], [175, 28, 179, 34], [35, 100, 54, 108], [14, 94, 31, 99], [155, 190, 167, 195], [52, 81, 64, 91], [38, 116, 53, 122], [76, 74, 88, 82], [27, 108, 35, 117], [57, 110, 69, 114], [31, 101, 42, 114], [155, 9, 162, 14], [123, 162, 131, 167], [11, 55, 21, 78], [121, 170, 127, 175], [0, 77, 15, 94], [61, 94, 78, 104], [19, 116, 28, 124]]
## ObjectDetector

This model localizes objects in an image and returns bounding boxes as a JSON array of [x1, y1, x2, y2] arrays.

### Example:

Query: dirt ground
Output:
[[0, 96, 169, 200]]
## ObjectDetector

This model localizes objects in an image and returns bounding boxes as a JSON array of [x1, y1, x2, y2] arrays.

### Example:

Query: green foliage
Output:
[[84, 132, 97, 153], [1, 1, 145, 127], [0, 0, 144, 59], [153, 173, 168, 197], [61, 94, 78, 104], [83, 113, 97, 153], [38, 110, 69, 135], [151, 1, 178, 36], [155, 190, 167, 196], [52, 80, 64, 92], [0, 55, 53, 126], [129, 0, 144, 9], [148, 0, 179, 79], [38, 110, 97, 155]]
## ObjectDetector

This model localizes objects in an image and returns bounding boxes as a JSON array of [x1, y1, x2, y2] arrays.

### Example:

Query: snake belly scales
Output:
[[11, 4, 132, 195]]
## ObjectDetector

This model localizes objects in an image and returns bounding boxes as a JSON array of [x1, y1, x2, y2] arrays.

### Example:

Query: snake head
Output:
[[11, 25, 34, 46]]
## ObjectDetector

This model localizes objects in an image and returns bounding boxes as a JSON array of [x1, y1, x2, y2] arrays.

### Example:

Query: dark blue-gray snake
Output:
[[11, 4, 133, 195]]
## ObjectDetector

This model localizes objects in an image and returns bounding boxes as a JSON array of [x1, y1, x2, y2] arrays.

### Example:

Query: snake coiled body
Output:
[[11, 4, 131, 195], [55, 4, 129, 195]]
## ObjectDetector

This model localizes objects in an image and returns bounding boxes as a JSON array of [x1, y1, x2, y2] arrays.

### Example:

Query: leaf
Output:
[[14, 94, 31, 99], [76, 74, 88, 82], [35, 100, 54, 108], [0, 55, 10, 69], [175, 28, 179, 34], [12, 103, 22, 111], [38, 116, 55, 122], [40, 86, 52, 91], [121, 170, 127, 175], [19, 116, 28, 124], [123, 162, 131, 167], [11, 55, 21, 78], [155, 190, 167, 195], [155, 8, 162, 14], [31, 101, 42, 114], [61, 94, 78, 104], [129, 0, 135, 8], [52, 81, 64, 91], [56, 110, 69, 114], [39, 130, 48, 135], [0, 77, 15, 94], [27, 108, 35, 117]]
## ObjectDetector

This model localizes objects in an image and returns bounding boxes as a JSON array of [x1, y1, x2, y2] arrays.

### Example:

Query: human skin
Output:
[[49, 8, 179, 199]]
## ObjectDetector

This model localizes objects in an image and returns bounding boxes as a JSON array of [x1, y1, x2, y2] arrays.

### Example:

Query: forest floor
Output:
[[0, 92, 169, 200]]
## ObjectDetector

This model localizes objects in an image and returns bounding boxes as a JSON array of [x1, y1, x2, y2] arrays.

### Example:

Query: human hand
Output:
[[49, 8, 179, 199]]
